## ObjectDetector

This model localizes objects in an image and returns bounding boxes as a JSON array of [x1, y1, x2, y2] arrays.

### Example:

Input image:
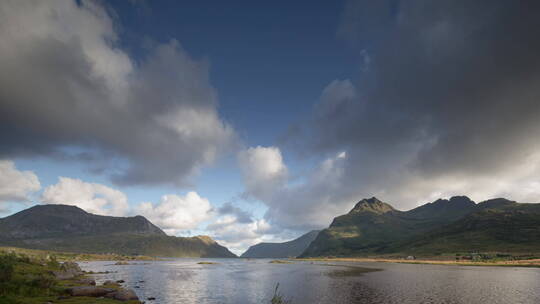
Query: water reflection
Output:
[[79, 259, 540, 304]]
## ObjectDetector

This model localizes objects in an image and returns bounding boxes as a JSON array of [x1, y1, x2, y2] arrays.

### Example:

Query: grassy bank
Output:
[[0, 247, 157, 262], [297, 256, 540, 267], [0, 249, 141, 303]]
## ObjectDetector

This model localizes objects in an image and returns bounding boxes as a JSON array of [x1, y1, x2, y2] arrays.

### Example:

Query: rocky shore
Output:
[[0, 249, 154, 303], [53, 261, 142, 303]]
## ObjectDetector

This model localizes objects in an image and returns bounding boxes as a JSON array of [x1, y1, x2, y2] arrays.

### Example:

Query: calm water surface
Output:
[[79, 259, 540, 304]]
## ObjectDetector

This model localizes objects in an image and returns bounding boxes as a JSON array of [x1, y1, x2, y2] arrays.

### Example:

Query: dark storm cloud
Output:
[[268, 0, 540, 229], [216, 202, 253, 224], [313, 0, 540, 176], [0, 1, 234, 186]]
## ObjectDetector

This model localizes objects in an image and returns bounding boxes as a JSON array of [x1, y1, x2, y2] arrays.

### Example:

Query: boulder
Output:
[[67, 286, 114, 297], [106, 289, 140, 301], [76, 278, 96, 285], [53, 262, 83, 279], [62, 262, 82, 272]]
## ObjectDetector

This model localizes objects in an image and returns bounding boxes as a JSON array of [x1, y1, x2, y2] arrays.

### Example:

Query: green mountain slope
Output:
[[0, 205, 236, 258], [241, 230, 320, 258], [393, 202, 540, 254], [0, 204, 165, 238], [300, 196, 540, 257]]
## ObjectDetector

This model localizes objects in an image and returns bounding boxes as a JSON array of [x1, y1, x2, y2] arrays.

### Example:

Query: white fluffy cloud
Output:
[[238, 145, 351, 230], [41, 177, 129, 216], [206, 216, 283, 255], [40, 177, 214, 234], [238, 146, 287, 201], [0, 0, 235, 186], [0, 160, 41, 203], [135, 192, 213, 234]]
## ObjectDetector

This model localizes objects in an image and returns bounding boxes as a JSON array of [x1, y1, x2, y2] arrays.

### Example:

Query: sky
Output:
[[1, 0, 540, 254]]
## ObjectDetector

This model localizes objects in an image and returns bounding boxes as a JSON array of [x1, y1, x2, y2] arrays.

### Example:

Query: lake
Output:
[[79, 259, 540, 304]]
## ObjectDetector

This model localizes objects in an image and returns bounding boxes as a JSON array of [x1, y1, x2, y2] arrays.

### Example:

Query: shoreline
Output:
[[0, 248, 143, 303], [0, 246, 159, 262], [296, 257, 540, 267]]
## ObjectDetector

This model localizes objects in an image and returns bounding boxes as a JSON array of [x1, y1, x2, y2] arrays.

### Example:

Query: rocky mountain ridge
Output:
[[300, 196, 540, 257]]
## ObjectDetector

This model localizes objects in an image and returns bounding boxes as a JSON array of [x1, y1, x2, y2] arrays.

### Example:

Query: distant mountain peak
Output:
[[0, 203, 166, 239], [241, 230, 320, 258], [430, 196, 474, 205], [25, 204, 88, 215], [350, 197, 394, 214], [0, 204, 237, 258], [449, 196, 474, 204], [478, 198, 516, 209], [301, 195, 540, 258]]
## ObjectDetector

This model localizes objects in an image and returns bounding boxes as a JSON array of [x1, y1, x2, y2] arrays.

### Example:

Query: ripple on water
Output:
[[79, 259, 540, 304]]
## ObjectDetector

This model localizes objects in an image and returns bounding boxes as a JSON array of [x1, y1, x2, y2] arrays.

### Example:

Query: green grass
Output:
[[1, 233, 236, 258], [269, 260, 294, 264], [0, 246, 156, 261], [0, 251, 59, 299], [0, 250, 139, 304]]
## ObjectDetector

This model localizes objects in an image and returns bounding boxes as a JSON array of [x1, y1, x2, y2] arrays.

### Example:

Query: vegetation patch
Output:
[[0, 246, 156, 262], [0, 249, 141, 304], [269, 260, 294, 264], [270, 283, 291, 304]]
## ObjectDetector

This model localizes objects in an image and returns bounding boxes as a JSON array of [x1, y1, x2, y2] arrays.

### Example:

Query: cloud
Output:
[[41, 177, 129, 216], [263, 150, 351, 230], [238, 146, 351, 230], [41, 176, 214, 234], [135, 192, 212, 234], [0, 0, 235, 187], [238, 146, 287, 201], [276, 0, 540, 225], [216, 202, 253, 224], [206, 216, 282, 255], [0, 160, 41, 203], [205, 199, 284, 254]]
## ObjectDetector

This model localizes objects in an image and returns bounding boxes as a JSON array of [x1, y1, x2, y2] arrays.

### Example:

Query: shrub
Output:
[[0, 254, 16, 282], [0, 253, 17, 296], [46, 255, 60, 269], [271, 283, 291, 304]]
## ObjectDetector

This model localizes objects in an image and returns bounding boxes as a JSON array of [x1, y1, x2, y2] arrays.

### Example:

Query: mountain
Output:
[[392, 198, 540, 255], [0, 204, 165, 238], [241, 230, 320, 258], [0, 204, 236, 258], [300, 196, 540, 257]]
